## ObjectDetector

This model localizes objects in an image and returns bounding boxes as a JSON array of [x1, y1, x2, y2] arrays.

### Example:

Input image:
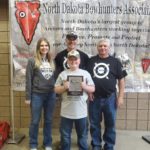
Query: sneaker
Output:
[[92, 146, 101, 150], [45, 147, 52, 150], [30, 148, 37, 150]]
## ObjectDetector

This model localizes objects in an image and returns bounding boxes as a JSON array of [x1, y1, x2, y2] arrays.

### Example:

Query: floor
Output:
[[1, 129, 150, 150]]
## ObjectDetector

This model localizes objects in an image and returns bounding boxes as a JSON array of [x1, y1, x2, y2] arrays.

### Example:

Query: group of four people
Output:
[[25, 32, 126, 150]]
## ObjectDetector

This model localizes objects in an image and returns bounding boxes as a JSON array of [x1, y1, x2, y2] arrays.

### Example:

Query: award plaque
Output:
[[67, 75, 83, 96]]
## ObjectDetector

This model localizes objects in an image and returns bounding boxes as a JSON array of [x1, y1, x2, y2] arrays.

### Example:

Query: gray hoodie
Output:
[[26, 58, 55, 100]]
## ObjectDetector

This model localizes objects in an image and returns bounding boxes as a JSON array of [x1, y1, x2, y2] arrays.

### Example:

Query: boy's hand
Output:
[[81, 81, 87, 90], [63, 80, 69, 90]]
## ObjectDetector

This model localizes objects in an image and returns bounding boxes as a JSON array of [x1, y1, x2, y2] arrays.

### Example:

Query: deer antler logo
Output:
[[15, 1, 40, 45]]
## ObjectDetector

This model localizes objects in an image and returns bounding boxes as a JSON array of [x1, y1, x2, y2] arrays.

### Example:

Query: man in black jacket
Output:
[[55, 31, 89, 78]]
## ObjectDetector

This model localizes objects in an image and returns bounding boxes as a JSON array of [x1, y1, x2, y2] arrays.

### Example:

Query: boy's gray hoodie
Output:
[[26, 58, 55, 101]]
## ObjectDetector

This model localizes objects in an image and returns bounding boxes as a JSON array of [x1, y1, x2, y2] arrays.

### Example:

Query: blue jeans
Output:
[[60, 117, 88, 150], [89, 93, 117, 150], [29, 92, 56, 148]]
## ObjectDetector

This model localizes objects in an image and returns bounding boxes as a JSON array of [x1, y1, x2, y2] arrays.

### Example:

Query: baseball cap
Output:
[[66, 31, 78, 40], [67, 50, 80, 59]]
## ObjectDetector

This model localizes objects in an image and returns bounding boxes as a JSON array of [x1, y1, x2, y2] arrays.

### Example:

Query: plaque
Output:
[[67, 75, 83, 96]]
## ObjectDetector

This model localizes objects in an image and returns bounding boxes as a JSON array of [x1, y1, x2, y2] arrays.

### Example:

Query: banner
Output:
[[10, 0, 150, 92]]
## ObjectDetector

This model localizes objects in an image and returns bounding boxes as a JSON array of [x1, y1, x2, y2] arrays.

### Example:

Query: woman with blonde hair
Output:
[[25, 38, 56, 150]]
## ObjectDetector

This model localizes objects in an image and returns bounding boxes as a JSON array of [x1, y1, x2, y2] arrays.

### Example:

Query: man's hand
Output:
[[88, 93, 94, 101], [117, 96, 124, 108]]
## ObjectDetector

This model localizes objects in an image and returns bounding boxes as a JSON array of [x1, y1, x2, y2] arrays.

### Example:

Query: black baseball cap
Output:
[[66, 31, 78, 40]]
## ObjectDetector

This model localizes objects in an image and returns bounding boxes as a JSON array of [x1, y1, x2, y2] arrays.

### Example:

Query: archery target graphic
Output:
[[93, 63, 109, 79], [19, 11, 26, 18]]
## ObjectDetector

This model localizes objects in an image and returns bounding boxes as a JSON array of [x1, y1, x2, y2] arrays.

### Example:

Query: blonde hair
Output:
[[34, 37, 55, 70]]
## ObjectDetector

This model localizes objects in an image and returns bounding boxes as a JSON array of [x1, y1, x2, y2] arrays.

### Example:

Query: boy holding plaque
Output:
[[55, 50, 95, 150]]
